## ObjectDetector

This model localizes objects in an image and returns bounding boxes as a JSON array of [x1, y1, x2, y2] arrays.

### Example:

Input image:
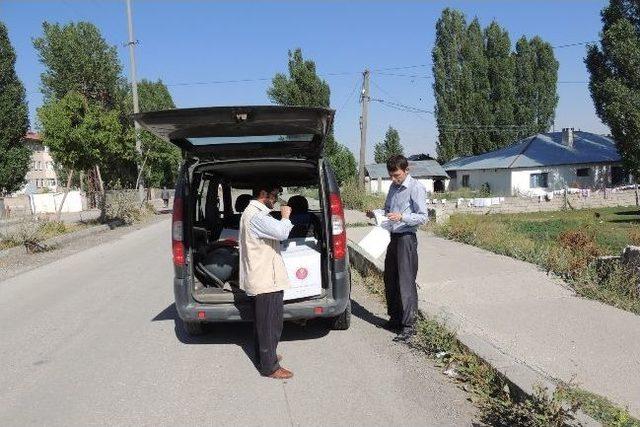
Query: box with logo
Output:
[[280, 238, 322, 301]]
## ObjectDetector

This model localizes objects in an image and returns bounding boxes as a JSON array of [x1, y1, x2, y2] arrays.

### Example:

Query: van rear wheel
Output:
[[329, 300, 351, 330], [183, 320, 206, 336]]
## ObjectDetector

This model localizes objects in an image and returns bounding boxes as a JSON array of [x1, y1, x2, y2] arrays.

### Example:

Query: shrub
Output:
[[340, 179, 386, 211], [479, 182, 491, 197], [102, 191, 152, 225]]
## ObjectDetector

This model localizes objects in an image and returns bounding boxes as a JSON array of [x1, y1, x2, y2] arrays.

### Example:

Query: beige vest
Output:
[[238, 201, 291, 296]]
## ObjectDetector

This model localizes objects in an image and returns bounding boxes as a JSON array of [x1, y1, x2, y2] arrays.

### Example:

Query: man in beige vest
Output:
[[239, 185, 294, 379]]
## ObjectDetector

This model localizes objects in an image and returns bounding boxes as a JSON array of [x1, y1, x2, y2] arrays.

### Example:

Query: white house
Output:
[[365, 160, 450, 194], [443, 128, 630, 196]]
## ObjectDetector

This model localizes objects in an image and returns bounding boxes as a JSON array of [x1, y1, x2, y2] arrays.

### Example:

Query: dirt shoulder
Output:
[[0, 214, 170, 283]]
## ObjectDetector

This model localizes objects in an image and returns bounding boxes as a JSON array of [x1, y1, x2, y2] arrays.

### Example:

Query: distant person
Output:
[[366, 155, 428, 342], [239, 184, 294, 379], [161, 186, 170, 208]]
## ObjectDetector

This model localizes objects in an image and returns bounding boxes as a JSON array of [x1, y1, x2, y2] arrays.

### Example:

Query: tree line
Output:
[[1, 1, 639, 195], [432, 8, 559, 163]]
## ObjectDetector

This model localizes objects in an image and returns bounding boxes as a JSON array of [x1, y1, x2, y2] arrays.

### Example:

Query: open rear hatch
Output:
[[133, 105, 334, 160]]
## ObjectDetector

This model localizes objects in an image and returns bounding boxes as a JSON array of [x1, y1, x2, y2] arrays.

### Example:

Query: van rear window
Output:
[[187, 134, 314, 145]]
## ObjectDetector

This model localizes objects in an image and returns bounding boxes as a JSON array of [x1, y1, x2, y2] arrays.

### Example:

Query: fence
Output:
[[430, 188, 639, 222]]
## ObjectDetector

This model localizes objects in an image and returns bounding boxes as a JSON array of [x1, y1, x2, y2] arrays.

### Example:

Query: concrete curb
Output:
[[0, 220, 124, 260], [347, 240, 600, 427]]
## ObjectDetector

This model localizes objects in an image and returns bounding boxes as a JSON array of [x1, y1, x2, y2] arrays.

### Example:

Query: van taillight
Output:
[[172, 197, 185, 266], [329, 193, 346, 260]]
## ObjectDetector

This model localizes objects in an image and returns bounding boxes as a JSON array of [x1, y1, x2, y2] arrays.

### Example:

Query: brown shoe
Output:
[[267, 367, 293, 379]]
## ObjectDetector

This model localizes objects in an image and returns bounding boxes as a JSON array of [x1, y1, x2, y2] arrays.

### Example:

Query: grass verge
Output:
[[351, 265, 579, 426], [556, 387, 640, 427], [433, 208, 640, 315], [0, 220, 95, 251]]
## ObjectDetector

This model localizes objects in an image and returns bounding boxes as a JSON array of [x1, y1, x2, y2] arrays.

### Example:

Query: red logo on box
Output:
[[296, 267, 308, 280]]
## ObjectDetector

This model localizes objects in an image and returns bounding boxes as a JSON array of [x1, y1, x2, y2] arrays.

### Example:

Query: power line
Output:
[[552, 40, 597, 49], [166, 77, 272, 87], [370, 98, 434, 115], [370, 64, 431, 72], [373, 72, 432, 79], [336, 78, 360, 113]]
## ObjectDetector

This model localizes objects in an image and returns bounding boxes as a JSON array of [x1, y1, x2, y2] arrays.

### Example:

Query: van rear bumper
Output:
[[174, 276, 350, 322]]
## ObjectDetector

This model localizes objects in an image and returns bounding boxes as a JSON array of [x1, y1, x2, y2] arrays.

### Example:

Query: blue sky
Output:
[[2, 0, 609, 162]]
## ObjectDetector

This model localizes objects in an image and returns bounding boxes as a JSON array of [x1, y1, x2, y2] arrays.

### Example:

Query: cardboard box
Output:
[[281, 238, 322, 301]]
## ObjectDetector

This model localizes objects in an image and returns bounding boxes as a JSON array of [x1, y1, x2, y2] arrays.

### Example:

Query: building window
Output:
[[577, 168, 590, 177], [530, 173, 549, 188], [448, 171, 457, 179], [462, 175, 470, 188]]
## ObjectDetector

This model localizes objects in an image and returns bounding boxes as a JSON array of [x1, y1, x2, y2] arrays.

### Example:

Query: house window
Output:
[[448, 171, 457, 179], [577, 168, 590, 177], [462, 175, 470, 188], [530, 173, 548, 188]]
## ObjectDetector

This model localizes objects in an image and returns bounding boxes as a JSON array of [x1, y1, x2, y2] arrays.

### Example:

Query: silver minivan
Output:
[[135, 106, 351, 335]]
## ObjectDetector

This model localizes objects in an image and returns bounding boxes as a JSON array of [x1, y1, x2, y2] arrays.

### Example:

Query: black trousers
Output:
[[384, 232, 419, 328], [253, 291, 284, 376]]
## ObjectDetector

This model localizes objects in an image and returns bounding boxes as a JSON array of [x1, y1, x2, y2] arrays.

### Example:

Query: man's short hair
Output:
[[252, 185, 282, 198], [386, 155, 409, 172]]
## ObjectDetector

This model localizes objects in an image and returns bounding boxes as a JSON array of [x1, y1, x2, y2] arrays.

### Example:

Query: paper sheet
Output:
[[372, 209, 389, 227], [358, 226, 391, 259]]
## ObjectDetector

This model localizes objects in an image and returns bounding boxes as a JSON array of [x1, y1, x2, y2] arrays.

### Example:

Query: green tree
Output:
[[432, 8, 468, 163], [586, 0, 640, 174], [33, 21, 136, 189], [134, 79, 180, 187], [267, 48, 356, 183], [33, 22, 122, 108], [37, 91, 128, 173], [462, 18, 493, 154], [514, 36, 559, 136], [373, 126, 404, 163], [37, 91, 132, 215], [0, 22, 31, 195], [485, 21, 517, 149]]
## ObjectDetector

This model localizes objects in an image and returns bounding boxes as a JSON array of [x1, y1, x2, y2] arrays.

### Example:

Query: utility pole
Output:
[[125, 0, 144, 199], [358, 69, 370, 189]]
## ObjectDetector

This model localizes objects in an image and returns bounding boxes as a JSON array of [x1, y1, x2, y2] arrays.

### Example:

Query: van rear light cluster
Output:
[[329, 193, 346, 260], [172, 197, 185, 266]]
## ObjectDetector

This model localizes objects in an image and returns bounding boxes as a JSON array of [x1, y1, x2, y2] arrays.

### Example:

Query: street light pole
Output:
[[358, 69, 370, 189], [125, 0, 144, 199]]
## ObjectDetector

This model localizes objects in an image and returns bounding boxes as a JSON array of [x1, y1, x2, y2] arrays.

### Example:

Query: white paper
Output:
[[372, 209, 389, 227], [358, 226, 391, 259]]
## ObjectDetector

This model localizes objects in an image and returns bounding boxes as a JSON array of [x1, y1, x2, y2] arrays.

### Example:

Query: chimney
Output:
[[562, 127, 574, 148]]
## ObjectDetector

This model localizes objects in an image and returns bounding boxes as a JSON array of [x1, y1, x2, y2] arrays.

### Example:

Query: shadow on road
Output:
[[152, 303, 331, 370], [350, 298, 399, 333]]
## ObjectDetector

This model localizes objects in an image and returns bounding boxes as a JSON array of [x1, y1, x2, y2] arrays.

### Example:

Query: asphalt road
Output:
[[0, 219, 475, 426]]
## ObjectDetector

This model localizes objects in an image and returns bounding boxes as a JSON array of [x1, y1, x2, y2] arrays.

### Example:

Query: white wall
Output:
[[449, 169, 512, 195], [29, 191, 83, 214], [448, 163, 623, 196], [368, 177, 448, 194], [511, 163, 620, 195]]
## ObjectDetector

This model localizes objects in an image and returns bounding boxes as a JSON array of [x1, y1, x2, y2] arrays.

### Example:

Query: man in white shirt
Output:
[[238, 185, 294, 379]]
